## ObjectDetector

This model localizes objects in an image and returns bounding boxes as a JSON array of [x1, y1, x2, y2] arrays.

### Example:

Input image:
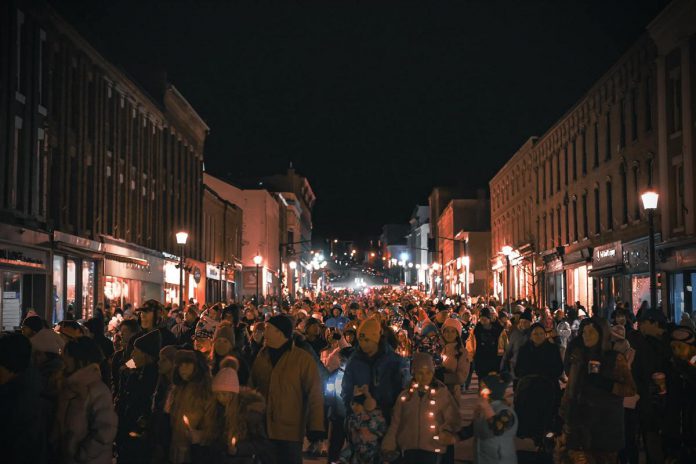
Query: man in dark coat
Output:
[[473, 307, 504, 380], [0, 333, 48, 464], [171, 306, 198, 345], [137, 299, 177, 347]]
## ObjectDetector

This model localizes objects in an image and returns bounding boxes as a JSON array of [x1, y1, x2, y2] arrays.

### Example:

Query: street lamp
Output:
[[253, 254, 263, 306], [175, 231, 189, 310], [501, 246, 513, 314], [463, 256, 470, 299], [641, 190, 659, 310], [289, 261, 297, 302]]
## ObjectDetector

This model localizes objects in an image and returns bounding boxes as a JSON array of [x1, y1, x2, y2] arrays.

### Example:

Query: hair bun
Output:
[[220, 355, 239, 371]]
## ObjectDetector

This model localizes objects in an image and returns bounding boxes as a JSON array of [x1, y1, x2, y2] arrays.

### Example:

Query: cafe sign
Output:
[[592, 241, 622, 269]]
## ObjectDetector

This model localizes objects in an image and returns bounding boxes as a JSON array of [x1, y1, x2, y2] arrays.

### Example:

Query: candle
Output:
[[183, 415, 190, 428], [231, 436, 237, 447], [481, 387, 491, 399]]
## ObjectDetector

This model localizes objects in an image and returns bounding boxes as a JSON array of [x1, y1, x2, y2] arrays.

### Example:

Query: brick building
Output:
[[490, 0, 696, 319], [1, 1, 207, 327]]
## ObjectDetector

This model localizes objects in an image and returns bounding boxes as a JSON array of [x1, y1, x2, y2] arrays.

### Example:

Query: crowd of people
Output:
[[0, 287, 695, 464]]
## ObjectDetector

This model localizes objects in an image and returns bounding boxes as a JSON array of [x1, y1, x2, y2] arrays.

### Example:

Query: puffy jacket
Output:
[[342, 343, 405, 423], [382, 380, 461, 454], [472, 400, 518, 464], [441, 342, 471, 405], [250, 343, 324, 442], [53, 364, 118, 464]]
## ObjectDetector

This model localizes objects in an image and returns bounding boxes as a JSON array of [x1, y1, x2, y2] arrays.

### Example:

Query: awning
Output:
[[54, 243, 104, 260], [105, 252, 150, 267], [588, 265, 624, 277]]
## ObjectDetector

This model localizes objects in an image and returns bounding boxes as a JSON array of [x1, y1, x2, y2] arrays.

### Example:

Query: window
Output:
[[668, 66, 682, 134], [564, 145, 568, 186], [674, 160, 685, 229], [605, 111, 612, 161], [606, 180, 613, 230], [536, 167, 540, 204], [645, 76, 653, 131], [16, 10, 26, 96], [549, 157, 553, 197], [572, 197, 578, 242], [544, 215, 548, 249], [619, 98, 626, 149], [594, 121, 600, 167], [557, 207, 562, 245], [581, 130, 587, 175], [582, 192, 589, 238], [630, 89, 638, 142], [594, 187, 601, 234], [39, 30, 48, 108], [620, 165, 628, 225], [572, 138, 577, 181], [633, 165, 640, 220], [564, 202, 569, 244], [543, 160, 547, 200], [556, 151, 561, 192]]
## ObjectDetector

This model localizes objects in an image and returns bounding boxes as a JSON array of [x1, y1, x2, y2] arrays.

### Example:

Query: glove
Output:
[[307, 430, 326, 442]]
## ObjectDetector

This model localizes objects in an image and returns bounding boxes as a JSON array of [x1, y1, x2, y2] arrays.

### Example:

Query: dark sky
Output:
[[54, 0, 666, 242]]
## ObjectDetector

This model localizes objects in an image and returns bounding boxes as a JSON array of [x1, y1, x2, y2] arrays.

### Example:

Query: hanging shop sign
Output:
[[192, 266, 202, 284], [592, 241, 622, 269], [207, 263, 221, 280]]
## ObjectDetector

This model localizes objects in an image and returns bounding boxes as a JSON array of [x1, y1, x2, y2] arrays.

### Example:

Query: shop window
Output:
[[82, 261, 95, 319], [52, 256, 64, 323], [67, 259, 77, 317], [1, 272, 23, 331]]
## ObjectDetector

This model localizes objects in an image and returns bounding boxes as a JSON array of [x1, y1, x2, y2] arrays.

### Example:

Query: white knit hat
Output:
[[30, 328, 65, 354], [442, 317, 463, 335], [212, 367, 240, 393]]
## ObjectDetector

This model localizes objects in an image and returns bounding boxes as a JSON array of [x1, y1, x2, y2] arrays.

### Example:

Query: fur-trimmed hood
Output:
[[238, 386, 265, 415]]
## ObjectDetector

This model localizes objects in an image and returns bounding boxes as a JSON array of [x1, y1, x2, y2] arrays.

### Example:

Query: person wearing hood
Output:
[[0, 333, 48, 464], [115, 329, 161, 463], [560, 318, 636, 463], [513, 322, 563, 444], [52, 337, 117, 464], [342, 317, 404, 427], [250, 314, 324, 464]]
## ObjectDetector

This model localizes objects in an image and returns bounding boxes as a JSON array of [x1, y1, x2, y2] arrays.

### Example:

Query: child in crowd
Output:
[[340, 385, 387, 464]]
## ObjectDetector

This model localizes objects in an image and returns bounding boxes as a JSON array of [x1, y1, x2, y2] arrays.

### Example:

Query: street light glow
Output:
[[641, 190, 659, 210], [253, 255, 263, 265], [289, 261, 297, 269], [175, 231, 189, 245], [501, 245, 513, 256], [399, 252, 409, 262]]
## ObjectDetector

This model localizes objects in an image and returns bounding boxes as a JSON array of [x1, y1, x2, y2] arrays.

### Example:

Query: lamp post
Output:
[[289, 260, 297, 302], [175, 231, 189, 310], [502, 245, 513, 314], [641, 190, 659, 310], [253, 254, 263, 306]]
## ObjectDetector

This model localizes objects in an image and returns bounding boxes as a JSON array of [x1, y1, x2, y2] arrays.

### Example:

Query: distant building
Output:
[[379, 224, 409, 284], [405, 206, 430, 288]]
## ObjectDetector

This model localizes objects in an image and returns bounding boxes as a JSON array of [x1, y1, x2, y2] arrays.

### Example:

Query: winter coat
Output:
[[326, 367, 348, 420], [561, 347, 636, 452], [0, 368, 48, 464], [441, 342, 470, 404], [474, 322, 504, 377], [472, 400, 518, 464], [501, 327, 528, 379], [382, 380, 461, 454], [166, 382, 218, 464], [53, 364, 118, 464], [250, 342, 325, 442], [340, 408, 387, 464], [171, 320, 196, 345], [342, 343, 405, 423]]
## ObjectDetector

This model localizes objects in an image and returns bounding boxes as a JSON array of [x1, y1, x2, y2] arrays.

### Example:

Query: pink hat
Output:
[[442, 317, 463, 335], [212, 367, 240, 393]]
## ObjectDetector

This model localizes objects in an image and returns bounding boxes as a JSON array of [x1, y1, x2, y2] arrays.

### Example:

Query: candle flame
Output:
[[183, 415, 190, 427], [231, 436, 237, 446]]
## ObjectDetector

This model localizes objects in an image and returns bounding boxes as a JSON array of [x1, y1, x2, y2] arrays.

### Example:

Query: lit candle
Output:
[[231, 436, 237, 447], [183, 415, 190, 428], [481, 387, 491, 399]]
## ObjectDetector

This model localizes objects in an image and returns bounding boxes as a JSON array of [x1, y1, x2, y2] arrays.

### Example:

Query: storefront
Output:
[[622, 237, 657, 315], [187, 259, 205, 305], [659, 239, 696, 322], [590, 241, 624, 317], [52, 231, 103, 322], [0, 228, 50, 330], [103, 241, 164, 310], [544, 254, 565, 310], [205, 263, 236, 304], [563, 248, 593, 310]]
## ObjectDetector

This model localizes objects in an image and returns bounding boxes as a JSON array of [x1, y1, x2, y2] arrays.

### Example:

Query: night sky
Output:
[[53, 0, 666, 242]]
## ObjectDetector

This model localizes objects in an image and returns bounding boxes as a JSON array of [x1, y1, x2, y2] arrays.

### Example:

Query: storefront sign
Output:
[[593, 241, 622, 269], [106, 255, 164, 284], [53, 231, 103, 252], [206, 263, 221, 280], [164, 261, 181, 285], [192, 266, 202, 284], [0, 248, 47, 270], [623, 239, 649, 273], [243, 268, 259, 289]]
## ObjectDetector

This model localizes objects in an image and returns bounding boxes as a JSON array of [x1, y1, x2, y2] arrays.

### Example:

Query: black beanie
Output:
[[22, 315, 44, 333], [134, 330, 162, 359], [268, 315, 293, 340]]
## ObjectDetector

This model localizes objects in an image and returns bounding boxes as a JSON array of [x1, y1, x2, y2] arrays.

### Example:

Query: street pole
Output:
[[179, 245, 184, 310], [648, 209, 657, 310], [255, 264, 260, 306], [506, 255, 512, 314]]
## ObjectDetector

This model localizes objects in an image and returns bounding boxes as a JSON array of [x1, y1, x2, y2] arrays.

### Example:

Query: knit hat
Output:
[[421, 321, 438, 338], [212, 356, 240, 393], [174, 349, 197, 364], [134, 330, 162, 359], [610, 324, 626, 340], [482, 372, 510, 401], [30, 328, 65, 354], [479, 307, 492, 320], [519, 310, 533, 321], [412, 352, 435, 373], [357, 317, 382, 344], [442, 317, 463, 335], [267, 315, 293, 340], [213, 321, 235, 346], [195, 315, 219, 340], [671, 326, 695, 346], [159, 345, 178, 363], [311, 312, 324, 323], [22, 315, 44, 333]]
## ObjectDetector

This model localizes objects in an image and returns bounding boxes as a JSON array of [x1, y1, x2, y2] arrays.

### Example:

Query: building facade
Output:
[[1, 1, 208, 328], [405, 206, 430, 288], [490, 0, 696, 320]]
